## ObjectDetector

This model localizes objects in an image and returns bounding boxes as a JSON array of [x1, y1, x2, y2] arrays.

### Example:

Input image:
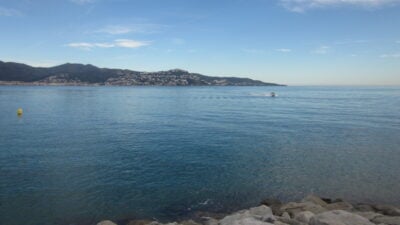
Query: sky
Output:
[[0, 0, 400, 85]]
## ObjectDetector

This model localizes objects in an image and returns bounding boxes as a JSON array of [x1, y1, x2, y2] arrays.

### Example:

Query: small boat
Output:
[[270, 92, 276, 97]]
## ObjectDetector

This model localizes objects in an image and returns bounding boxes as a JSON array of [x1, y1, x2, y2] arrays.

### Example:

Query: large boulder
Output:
[[325, 202, 353, 211], [219, 205, 275, 225], [372, 215, 400, 225], [276, 217, 307, 225], [294, 211, 315, 224], [223, 217, 274, 225], [373, 205, 400, 216], [274, 221, 289, 225], [302, 195, 328, 207], [281, 202, 327, 217], [97, 221, 118, 225], [354, 211, 384, 221], [354, 203, 375, 212], [309, 210, 375, 225], [261, 199, 283, 215]]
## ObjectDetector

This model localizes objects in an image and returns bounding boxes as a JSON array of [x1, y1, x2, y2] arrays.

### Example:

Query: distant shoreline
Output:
[[0, 60, 284, 86], [0, 81, 286, 87]]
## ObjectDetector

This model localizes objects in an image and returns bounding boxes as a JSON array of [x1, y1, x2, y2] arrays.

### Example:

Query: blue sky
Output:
[[0, 0, 400, 85]]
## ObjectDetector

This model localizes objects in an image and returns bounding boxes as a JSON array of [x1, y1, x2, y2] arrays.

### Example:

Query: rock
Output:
[[261, 199, 283, 216], [373, 205, 400, 216], [294, 211, 315, 224], [226, 217, 274, 225], [325, 202, 354, 211], [276, 217, 307, 225], [219, 206, 275, 225], [309, 210, 375, 225], [194, 211, 227, 220], [372, 216, 400, 225], [249, 205, 275, 221], [282, 212, 291, 219], [274, 221, 289, 225], [203, 218, 219, 225], [302, 195, 328, 207], [355, 211, 384, 221], [281, 202, 327, 217], [354, 203, 375, 212], [321, 198, 344, 204], [97, 220, 118, 225]]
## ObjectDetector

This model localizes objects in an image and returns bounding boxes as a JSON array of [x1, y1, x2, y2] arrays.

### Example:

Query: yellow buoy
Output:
[[17, 108, 23, 116]]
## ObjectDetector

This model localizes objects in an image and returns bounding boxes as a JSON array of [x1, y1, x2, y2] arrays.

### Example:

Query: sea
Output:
[[0, 86, 400, 225]]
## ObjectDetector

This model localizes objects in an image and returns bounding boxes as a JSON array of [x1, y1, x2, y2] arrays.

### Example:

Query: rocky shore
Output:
[[96, 195, 400, 225]]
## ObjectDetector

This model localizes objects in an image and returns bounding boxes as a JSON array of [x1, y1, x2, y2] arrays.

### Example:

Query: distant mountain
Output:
[[0, 60, 284, 86]]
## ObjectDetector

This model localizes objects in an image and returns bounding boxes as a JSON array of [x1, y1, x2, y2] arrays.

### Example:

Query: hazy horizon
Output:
[[1, 0, 400, 85]]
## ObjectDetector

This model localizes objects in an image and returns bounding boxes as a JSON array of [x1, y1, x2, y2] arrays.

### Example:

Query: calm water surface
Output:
[[1, 86, 400, 225]]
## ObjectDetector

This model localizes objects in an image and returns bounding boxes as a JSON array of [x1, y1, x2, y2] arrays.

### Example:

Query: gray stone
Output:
[[294, 211, 315, 224], [97, 221, 118, 225], [281, 202, 327, 217], [302, 195, 328, 207], [372, 216, 400, 225], [325, 202, 353, 211], [276, 217, 307, 225], [219, 206, 275, 225], [282, 212, 291, 219], [261, 199, 283, 216], [202, 217, 219, 225], [274, 221, 289, 225], [373, 205, 400, 216], [354, 211, 383, 221], [309, 210, 375, 225], [354, 203, 375, 212], [230, 217, 274, 225]]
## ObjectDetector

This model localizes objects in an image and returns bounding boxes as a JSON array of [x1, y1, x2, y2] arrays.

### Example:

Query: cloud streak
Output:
[[312, 45, 331, 54], [96, 24, 166, 35], [0, 6, 22, 17], [380, 53, 400, 58], [280, 0, 400, 12], [276, 48, 292, 53], [67, 39, 150, 50]]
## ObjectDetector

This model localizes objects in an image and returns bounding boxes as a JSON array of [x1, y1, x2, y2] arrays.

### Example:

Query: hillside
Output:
[[0, 61, 283, 86]]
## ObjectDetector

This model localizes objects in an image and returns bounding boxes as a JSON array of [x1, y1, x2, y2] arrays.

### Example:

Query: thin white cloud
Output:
[[96, 24, 165, 35], [67, 42, 99, 50], [97, 26, 132, 35], [242, 48, 265, 54], [114, 39, 150, 48], [67, 39, 150, 50], [171, 38, 186, 45], [276, 48, 292, 53], [396, 40, 400, 44], [312, 45, 331, 54], [380, 53, 400, 58], [280, 0, 400, 12], [70, 0, 95, 4], [0, 6, 22, 17]]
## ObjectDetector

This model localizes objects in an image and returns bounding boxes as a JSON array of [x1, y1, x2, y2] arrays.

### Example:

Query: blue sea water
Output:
[[1, 86, 400, 225]]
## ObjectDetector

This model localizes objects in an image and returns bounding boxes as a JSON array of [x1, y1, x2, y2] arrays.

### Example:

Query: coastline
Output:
[[96, 195, 400, 225], [0, 81, 285, 86]]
